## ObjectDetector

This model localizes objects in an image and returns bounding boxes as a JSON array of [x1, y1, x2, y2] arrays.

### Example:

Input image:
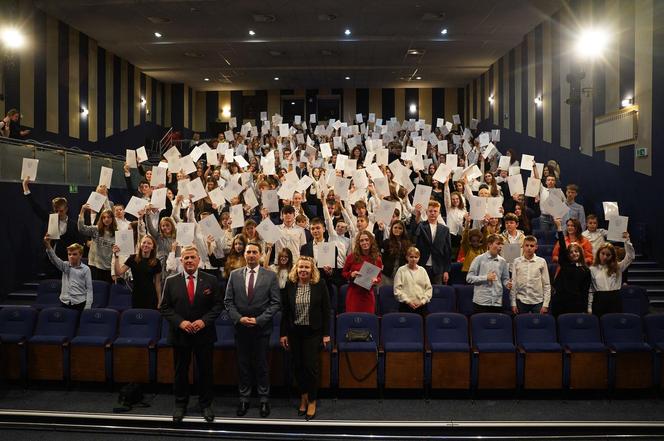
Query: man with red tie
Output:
[[161, 246, 223, 423], [224, 242, 281, 417]]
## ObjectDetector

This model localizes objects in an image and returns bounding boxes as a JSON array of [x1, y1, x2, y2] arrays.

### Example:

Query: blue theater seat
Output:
[[213, 310, 237, 385], [454, 285, 475, 316], [34, 279, 61, 310], [378, 285, 399, 315], [380, 313, 424, 389], [644, 314, 664, 388], [112, 309, 161, 384], [620, 285, 650, 317], [557, 313, 608, 389], [70, 308, 118, 382], [28, 307, 79, 381], [425, 313, 470, 389], [514, 314, 562, 389], [427, 285, 456, 314], [91, 281, 110, 308], [0, 307, 37, 380], [471, 313, 516, 389], [107, 283, 132, 312], [335, 312, 379, 389], [601, 313, 653, 389]]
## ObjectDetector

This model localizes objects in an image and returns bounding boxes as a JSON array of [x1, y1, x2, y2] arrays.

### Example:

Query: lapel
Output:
[[195, 271, 205, 299], [421, 221, 433, 243]]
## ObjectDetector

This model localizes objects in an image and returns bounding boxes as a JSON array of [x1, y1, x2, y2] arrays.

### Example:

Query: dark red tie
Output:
[[187, 275, 195, 304], [247, 270, 255, 303]]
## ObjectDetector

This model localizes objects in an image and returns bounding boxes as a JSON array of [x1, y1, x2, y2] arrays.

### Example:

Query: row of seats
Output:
[[1, 305, 662, 391], [33, 278, 650, 318]]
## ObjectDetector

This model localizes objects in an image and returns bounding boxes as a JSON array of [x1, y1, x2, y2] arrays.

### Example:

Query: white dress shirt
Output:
[[244, 265, 261, 295]]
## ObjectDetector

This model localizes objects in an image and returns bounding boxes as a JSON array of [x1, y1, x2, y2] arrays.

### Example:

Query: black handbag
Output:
[[344, 328, 373, 342]]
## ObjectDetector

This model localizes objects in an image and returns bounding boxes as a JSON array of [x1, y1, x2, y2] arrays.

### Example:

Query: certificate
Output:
[[501, 243, 521, 264], [86, 191, 107, 213], [125, 196, 148, 218], [199, 213, 224, 239], [262, 189, 280, 213], [230, 204, 245, 229], [314, 242, 335, 268], [354, 261, 382, 290], [607, 215, 628, 242], [256, 218, 282, 244], [98, 166, 113, 188], [47, 213, 61, 239], [115, 230, 135, 256], [176, 222, 196, 246]]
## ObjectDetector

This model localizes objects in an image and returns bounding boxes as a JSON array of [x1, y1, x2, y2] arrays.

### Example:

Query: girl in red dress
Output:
[[342, 230, 383, 313]]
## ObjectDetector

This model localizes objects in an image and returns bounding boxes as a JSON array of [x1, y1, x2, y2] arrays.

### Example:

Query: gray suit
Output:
[[224, 266, 280, 403]]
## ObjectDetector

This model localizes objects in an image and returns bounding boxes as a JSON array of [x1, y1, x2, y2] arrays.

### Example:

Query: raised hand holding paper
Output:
[[21, 158, 39, 181], [115, 230, 135, 255]]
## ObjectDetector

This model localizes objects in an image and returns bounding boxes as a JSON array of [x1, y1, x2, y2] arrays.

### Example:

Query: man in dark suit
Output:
[[160, 246, 223, 423], [224, 241, 280, 417], [410, 199, 451, 285]]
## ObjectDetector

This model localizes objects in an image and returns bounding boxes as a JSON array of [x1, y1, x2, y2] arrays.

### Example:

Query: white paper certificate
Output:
[[354, 261, 382, 290], [314, 242, 336, 268], [176, 222, 196, 246], [115, 230, 135, 256], [21, 158, 39, 181], [47, 213, 61, 239]]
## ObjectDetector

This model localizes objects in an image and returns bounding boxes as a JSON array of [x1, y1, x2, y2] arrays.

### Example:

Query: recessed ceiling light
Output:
[[274, 77, 279, 80], [248, 30, 256, 36], [345, 76, 350, 80], [203, 77, 210, 81], [415, 76, 422, 80], [291, 101, 295, 105], [154, 32, 162, 38], [441, 28, 448, 35], [344, 29, 351, 36], [408, 49, 420, 55]]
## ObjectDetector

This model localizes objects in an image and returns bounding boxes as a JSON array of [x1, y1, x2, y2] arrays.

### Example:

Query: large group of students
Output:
[[20, 113, 635, 421]]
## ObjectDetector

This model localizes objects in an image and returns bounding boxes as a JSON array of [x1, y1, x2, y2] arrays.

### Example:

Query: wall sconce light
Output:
[[80, 107, 89, 117], [488, 95, 495, 104], [533, 96, 542, 106], [409, 103, 417, 114], [221, 106, 231, 117], [140, 97, 147, 106], [621, 97, 633, 108]]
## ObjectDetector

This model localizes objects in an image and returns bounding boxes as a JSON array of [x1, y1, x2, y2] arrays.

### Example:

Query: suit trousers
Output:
[[173, 344, 213, 409], [289, 325, 322, 401], [235, 326, 271, 403]]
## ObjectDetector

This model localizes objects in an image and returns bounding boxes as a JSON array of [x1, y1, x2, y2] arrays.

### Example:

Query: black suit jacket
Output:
[[24, 192, 81, 262], [160, 271, 223, 346], [410, 218, 452, 274], [280, 280, 330, 337]]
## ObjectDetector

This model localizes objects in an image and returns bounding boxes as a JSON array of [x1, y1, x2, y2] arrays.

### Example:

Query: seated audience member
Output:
[[393, 247, 432, 316]]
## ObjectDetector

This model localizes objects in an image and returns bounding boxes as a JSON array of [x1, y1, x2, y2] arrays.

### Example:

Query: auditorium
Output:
[[1, 0, 663, 439]]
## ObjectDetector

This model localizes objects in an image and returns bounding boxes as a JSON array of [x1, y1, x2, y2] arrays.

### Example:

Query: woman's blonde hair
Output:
[[287, 256, 321, 284]]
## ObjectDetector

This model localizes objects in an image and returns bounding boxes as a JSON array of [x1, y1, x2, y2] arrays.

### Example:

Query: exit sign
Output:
[[69, 184, 78, 193], [636, 148, 648, 158]]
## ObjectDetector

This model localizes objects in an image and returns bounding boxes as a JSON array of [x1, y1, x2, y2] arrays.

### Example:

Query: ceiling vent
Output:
[[407, 49, 426, 56], [253, 14, 276, 23], [183, 51, 205, 58], [317, 14, 337, 21], [320, 49, 337, 56], [420, 12, 446, 22], [147, 16, 172, 24], [268, 50, 284, 56]]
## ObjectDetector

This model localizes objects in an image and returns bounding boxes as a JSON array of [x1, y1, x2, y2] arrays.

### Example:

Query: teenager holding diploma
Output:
[[589, 233, 634, 316], [551, 218, 593, 266], [551, 218, 592, 316], [342, 230, 382, 313], [44, 235, 92, 311], [113, 235, 162, 309], [78, 205, 117, 283]]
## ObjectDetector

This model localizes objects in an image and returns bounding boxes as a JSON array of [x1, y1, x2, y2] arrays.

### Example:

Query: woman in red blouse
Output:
[[342, 230, 383, 313], [552, 218, 594, 266]]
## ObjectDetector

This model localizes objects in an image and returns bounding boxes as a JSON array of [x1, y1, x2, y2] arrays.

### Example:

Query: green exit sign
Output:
[[636, 148, 648, 158], [69, 184, 78, 193]]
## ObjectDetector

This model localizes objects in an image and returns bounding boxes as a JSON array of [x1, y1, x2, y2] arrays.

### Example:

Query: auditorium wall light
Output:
[[409, 104, 417, 114], [488, 95, 494, 104], [574, 28, 609, 59], [534, 96, 542, 106], [2, 27, 25, 49], [140, 97, 147, 106], [222, 106, 231, 117], [621, 97, 633, 108], [80, 107, 89, 117]]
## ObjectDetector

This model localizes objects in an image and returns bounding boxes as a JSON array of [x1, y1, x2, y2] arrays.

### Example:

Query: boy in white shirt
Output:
[[510, 235, 551, 314], [581, 214, 608, 257]]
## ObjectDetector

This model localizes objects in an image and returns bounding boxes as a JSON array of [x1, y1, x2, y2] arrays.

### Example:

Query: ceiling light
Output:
[[80, 107, 89, 117], [274, 77, 279, 80], [488, 95, 494, 104], [408, 49, 420, 55], [575, 27, 610, 59], [415, 76, 422, 80], [268, 50, 283, 56], [534, 96, 542, 106], [2, 28, 25, 49], [140, 97, 146, 106], [441, 28, 448, 35], [344, 29, 351, 36], [154, 31, 162, 38], [248, 30, 256, 36], [345, 76, 350, 80], [291, 101, 295, 105], [203, 77, 210, 81], [409, 104, 417, 114], [621, 97, 633, 108]]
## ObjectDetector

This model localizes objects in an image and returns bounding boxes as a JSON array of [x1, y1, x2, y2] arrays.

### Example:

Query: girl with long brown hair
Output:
[[78, 205, 117, 283], [342, 230, 383, 313], [113, 235, 162, 309]]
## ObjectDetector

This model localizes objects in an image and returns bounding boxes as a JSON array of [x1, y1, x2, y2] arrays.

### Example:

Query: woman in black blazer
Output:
[[280, 256, 331, 420]]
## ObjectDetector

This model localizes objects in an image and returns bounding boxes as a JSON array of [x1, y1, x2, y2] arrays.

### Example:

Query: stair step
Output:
[[7, 292, 37, 300], [629, 268, 664, 275], [626, 278, 664, 284]]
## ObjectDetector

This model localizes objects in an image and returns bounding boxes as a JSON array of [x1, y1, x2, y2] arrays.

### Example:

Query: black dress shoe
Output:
[[297, 408, 306, 417], [236, 401, 249, 417], [173, 407, 186, 423], [305, 411, 316, 421], [202, 406, 215, 423], [259, 402, 271, 418]]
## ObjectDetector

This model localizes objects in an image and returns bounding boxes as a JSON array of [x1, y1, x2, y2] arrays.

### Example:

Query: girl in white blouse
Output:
[[589, 232, 634, 316], [393, 247, 433, 316]]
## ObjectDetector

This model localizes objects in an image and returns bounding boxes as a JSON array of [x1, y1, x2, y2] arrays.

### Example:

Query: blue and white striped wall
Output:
[[2, 2, 195, 148], [465, 0, 654, 176]]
